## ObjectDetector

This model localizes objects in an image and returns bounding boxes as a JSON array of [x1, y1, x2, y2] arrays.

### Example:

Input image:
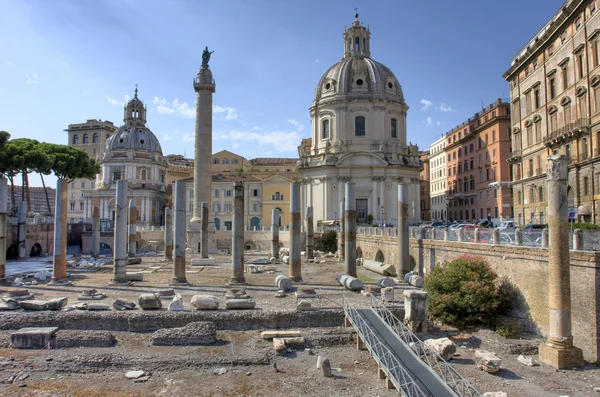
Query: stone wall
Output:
[[7, 223, 54, 257], [355, 234, 600, 363]]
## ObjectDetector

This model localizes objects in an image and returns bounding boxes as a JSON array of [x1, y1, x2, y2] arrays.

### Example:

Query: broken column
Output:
[[538, 155, 584, 369], [230, 182, 246, 284], [398, 184, 409, 277], [17, 200, 26, 260], [128, 199, 137, 258], [289, 182, 302, 282], [344, 183, 357, 277], [171, 180, 188, 285], [110, 179, 129, 285], [305, 206, 314, 259], [0, 177, 6, 282], [164, 207, 173, 260], [338, 200, 344, 260], [51, 179, 68, 283], [200, 201, 209, 258], [573, 229, 583, 251], [91, 206, 100, 259], [403, 290, 429, 333], [271, 208, 279, 259]]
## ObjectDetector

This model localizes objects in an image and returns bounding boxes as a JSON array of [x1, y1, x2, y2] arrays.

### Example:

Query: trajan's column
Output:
[[188, 47, 216, 254]]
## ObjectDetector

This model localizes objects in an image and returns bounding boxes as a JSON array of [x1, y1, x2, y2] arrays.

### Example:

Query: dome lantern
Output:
[[123, 85, 147, 126], [343, 12, 371, 59]]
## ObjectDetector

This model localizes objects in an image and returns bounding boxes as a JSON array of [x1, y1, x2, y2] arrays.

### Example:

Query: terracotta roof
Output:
[[250, 158, 298, 165]]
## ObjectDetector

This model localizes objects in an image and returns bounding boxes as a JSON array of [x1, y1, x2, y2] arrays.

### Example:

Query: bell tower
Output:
[[123, 86, 147, 126], [343, 12, 371, 59]]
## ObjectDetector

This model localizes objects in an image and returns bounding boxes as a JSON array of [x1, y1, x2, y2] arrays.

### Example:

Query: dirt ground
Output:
[[0, 253, 599, 396]]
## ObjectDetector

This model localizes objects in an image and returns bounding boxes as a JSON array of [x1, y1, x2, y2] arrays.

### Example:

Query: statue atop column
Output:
[[202, 46, 214, 66]]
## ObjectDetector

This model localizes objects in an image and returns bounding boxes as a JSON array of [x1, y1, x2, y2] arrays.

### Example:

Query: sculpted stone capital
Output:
[[546, 155, 568, 181], [319, 177, 330, 182], [410, 177, 419, 184], [338, 176, 352, 182], [396, 177, 404, 183]]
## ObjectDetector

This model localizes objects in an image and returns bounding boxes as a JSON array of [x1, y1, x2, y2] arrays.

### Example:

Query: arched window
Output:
[[83, 134, 88, 144], [355, 37, 360, 52], [140, 169, 147, 180], [322, 119, 330, 139], [92, 133, 98, 143], [471, 209, 476, 219], [73, 134, 79, 144], [355, 116, 366, 136], [275, 192, 280, 200], [391, 118, 397, 138]]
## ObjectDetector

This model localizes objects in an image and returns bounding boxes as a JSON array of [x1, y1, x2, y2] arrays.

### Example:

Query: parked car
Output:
[[498, 220, 514, 230], [477, 219, 493, 228]]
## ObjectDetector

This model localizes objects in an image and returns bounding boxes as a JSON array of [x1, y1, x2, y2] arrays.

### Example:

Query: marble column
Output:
[[110, 180, 128, 285], [398, 184, 410, 277], [306, 206, 314, 259], [338, 199, 345, 260], [371, 178, 377, 223], [171, 180, 188, 285], [0, 177, 6, 281], [322, 178, 329, 220], [91, 206, 100, 259], [538, 155, 584, 369], [289, 182, 302, 282], [200, 202, 209, 258], [17, 200, 26, 259], [271, 208, 280, 259], [164, 207, 173, 260], [344, 183, 357, 277], [230, 182, 246, 284], [379, 178, 385, 224], [51, 179, 68, 283], [128, 199, 137, 258]]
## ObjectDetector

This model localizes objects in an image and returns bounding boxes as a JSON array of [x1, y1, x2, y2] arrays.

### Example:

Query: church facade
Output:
[[298, 14, 422, 226]]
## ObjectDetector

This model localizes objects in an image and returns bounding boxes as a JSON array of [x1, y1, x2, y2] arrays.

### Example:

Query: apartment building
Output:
[[419, 151, 431, 221], [429, 135, 447, 220], [445, 99, 512, 224], [8, 186, 56, 215], [504, 0, 600, 225]]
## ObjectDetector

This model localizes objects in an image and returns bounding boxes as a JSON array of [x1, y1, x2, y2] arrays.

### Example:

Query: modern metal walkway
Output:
[[343, 296, 481, 397]]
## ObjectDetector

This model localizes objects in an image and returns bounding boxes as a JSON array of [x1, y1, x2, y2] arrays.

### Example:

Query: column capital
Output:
[[396, 177, 404, 183], [319, 176, 330, 182], [338, 176, 352, 182], [546, 155, 568, 182]]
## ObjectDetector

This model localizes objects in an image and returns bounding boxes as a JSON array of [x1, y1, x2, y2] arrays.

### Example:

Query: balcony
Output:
[[507, 150, 522, 164], [543, 118, 589, 147]]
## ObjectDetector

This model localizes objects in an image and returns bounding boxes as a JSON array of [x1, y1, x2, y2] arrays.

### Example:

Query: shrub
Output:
[[496, 320, 521, 339], [571, 222, 600, 230], [424, 255, 511, 328], [319, 230, 337, 253]]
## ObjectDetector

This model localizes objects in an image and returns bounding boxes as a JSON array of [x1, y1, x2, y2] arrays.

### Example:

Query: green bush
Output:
[[424, 255, 511, 328], [319, 230, 337, 253], [571, 222, 600, 230], [496, 320, 521, 339]]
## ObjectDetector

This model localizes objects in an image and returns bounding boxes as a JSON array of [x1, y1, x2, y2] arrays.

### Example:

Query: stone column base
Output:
[[538, 341, 584, 369]]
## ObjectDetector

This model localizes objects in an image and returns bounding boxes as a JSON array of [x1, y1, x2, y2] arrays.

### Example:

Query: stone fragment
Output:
[[151, 322, 217, 346], [517, 355, 536, 367], [4, 289, 34, 301], [297, 300, 311, 310], [424, 337, 456, 360], [403, 289, 429, 333], [269, 257, 277, 264], [225, 288, 249, 299], [190, 258, 216, 266], [273, 338, 287, 354], [125, 272, 143, 282], [81, 288, 97, 296], [295, 288, 317, 298], [155, 288, 175, 299], [363, 260, 397, 276], [77, 293, 106, 300], [281, 255, 289, 264], [138, 294, 162, 310], [404, 272, 415, 283], [282, 337, 305, 347], [0, 298, 20, 310], [482, 393, 508, 397], [168, 294, 184, 311], [34, 270, 49, 281], [318, 356, 332, 377], [261, 330, 302, 339], [361, 286, 381, 296], [113, 298, 136, 311], [125, 370, 145, 379], [213, 367, 227, 376], [77, 303, 110, 310], [127, 257, 142, 265], [46, 297, 68, 311], [11, 327, 58, 349], [382, 287, 394, 303], [275, 275, 293, 292], [19, 300, 48, 311], [336, 274, 363, 291], [475, 349, 502, 373], [408, 275, 424, 287], [226, 298, 256, 310], [51, 330, 116, 348], [190, 294, 220, 310], [377, 277, 395, 288], [274, 290, 287, 298]]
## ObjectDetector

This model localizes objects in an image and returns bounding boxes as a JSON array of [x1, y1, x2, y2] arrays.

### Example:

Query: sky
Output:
[[0, 0, 564, 187]]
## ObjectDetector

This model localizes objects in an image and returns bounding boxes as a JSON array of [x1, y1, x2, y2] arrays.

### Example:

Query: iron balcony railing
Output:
[[507, 150, 522, 162], [369, 296, 482, 397], [543, 118, 589, 145]]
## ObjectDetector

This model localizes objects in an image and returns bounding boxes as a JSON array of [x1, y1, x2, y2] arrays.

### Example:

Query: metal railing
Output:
[[369, 296, 482, 397], [544, 118, 589, 144], [342, 296, 428, 397]]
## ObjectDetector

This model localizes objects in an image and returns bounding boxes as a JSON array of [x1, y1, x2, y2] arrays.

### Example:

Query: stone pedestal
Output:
[[51, 179, 68, 283], [403, 290, 428, 333], [539, 340, 584, 370]]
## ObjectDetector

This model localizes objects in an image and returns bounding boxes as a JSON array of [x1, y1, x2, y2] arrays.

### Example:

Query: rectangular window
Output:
[[214, 190, 220, 197], [595, 85, 600, 113], [252, 189, 259, 197], [91, 182, 95, 189], [71, 182, 75, 188], [492, 131, 496, 142], [80, 202, 84, 211], [550, 112, 558, 131], [391, 118, 397, 138], [113, 172, 121, 181], [493, 149, 497, 158], [584, 176, 590, 196], [550, 77, 556, 99], [525, 92, 532, 114], [225, 203, 232, 212], [486, 168, 489, 180], [578, 53, 585, 79], [70, 202, 75, 211], [322, 119, 330, 139], [81, 182, 85, 189], [213, 159, 220, 164], [252, 203, 258, 212], [535, 122, 541, 143], [355, 116, 366, 136], [562, 65, 569, 90], [225, 190, 232, 197], [223, 159, 229, 164], [534, 88, 540, 109], [579, 96, 588, 119]]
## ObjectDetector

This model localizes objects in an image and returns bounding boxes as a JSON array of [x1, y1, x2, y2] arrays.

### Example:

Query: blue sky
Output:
[[1, 0, 563, 187]]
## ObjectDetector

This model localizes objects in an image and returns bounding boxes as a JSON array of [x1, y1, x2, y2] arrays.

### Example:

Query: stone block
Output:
[[0, 298, 20, 310], [226, 298, 256, 310], [475, 349, 502, 373], [273, 337, 287, 354], [403, 290, 428, 322], [295, 288, 318, 298], [482, 393, 507, 397], [424, 337, 456, 360], [168, 294, 184, 311], [51, 330, 116, 348], [275, 275, 293, 292], [377, 277, 395, 288], [382, 287, 394, 303], [336, 274, 363, 291], [261, 330, 302, 339], [361, 286, 381, 296], [113, 298, 136, 311], [225, 288, 249, 299], [127, 258, 142, 265], [297, 300, 312, 310], [191, 258, 216, 266], [408, 275, 424, 287], [76, 303, 110, 310], [11, 327, 58, 349], [19, 300, 48, 311], [151, 321, 217, 346], [138, 294, 162, 310], [46, 297, 68, 311], [190, 294, 219, 310], [125, 272, 143, 282], [538, 342, 584, 370]]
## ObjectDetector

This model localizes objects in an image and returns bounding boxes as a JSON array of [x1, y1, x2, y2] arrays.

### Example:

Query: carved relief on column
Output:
[[410, 177, 419, 184], [546, 155, 568, 181]]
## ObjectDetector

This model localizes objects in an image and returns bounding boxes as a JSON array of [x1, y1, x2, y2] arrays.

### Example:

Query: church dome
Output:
[[313, 13, 405, 105], [106, 87, 163, 155]]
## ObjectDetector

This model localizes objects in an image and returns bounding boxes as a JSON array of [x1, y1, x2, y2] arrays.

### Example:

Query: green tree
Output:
[[0, 131, 18, 212], [40, 143, 100, 180], [318, 230, 338, 253]]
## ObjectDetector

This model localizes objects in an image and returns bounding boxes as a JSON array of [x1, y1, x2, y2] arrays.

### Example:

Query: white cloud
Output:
[[182, 132, 194, 142], [214, 129, 301, 152], [436, 121, 442, 126], [163, 133, 174, 142], [439, 102, 452, 112], [107, 95, 130, 107], [25, 73, 38, 85], [287, 119, 304, 132], [421, 99, 434, 111], [426, 117, 433, 126], [313, 59, 320, 64], [152, 96, 167, 106], [213, 105, 238, 120], [232, 142, 240, 149]]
